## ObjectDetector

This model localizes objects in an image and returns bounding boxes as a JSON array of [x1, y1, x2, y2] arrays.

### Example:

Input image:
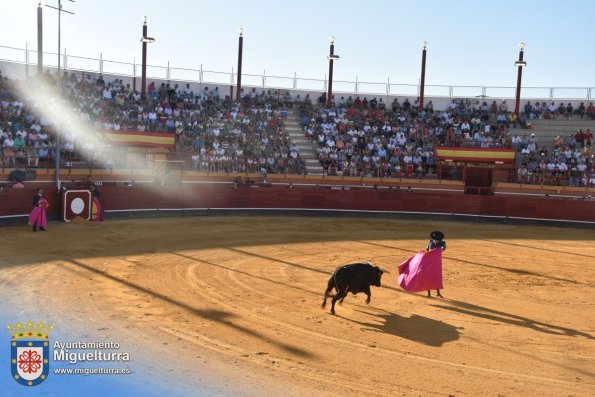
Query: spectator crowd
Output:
[[299, 95, 519, 178], [1, 68, 593, 187], [0, 69, 304, 175]]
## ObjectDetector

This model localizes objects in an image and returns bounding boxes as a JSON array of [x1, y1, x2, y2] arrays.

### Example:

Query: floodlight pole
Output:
[[37, 1, 43, 77], [45, 0, 74, 190], [139, 17, 156, 99], [514, 42, 526, 118], [141, 17, 148, 98], [236, 28, 243, 102], [419, 41, 427, 112], [326, 37, 335, 108]]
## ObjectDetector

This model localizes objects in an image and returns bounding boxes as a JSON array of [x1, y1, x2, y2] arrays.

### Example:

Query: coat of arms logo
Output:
[[7, 320, 52, 387]]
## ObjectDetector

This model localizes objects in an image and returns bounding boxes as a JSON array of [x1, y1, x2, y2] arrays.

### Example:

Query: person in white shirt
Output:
[[148, 111, 157, 126], [3, 135, 15, 166], [517, 164, 528, 182], [103, 86, 113, 100], [64, 141, 75, 152], [3, 134, 14, 147], [14, 128, 27, 139], [460, 120, 471, 134], [182, 84, 192, 97], [548, 102, 557, 114]]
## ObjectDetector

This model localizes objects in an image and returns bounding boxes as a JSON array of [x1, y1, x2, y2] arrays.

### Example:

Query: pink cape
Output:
[[398, 248, 443, 292], [28, 198, 48, 227], [91, 197, 104, 221]]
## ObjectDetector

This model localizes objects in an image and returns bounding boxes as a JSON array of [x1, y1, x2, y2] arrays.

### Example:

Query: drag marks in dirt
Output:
[[171, 257, 404, 397], [169, 249, 588, 392], [65, 259, 315, 359], [478, 239, 595, 259], [357, 240, 590, 286], [432, 299, 594, 340]]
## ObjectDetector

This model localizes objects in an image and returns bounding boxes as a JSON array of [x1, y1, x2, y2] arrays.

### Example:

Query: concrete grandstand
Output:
[[0, 45, 594, 192]]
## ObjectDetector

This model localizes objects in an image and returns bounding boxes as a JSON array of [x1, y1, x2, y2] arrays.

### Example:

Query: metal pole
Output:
[[141, 18, 148, 99], [326, 39, 334, 108], [44, 0, 74, 191], [55, 0, 61, 190], [419, 42, 427, 112], [25, 43, 29, 80], [514, 45, 525, 117], [230, 67, 234, 101], [133, 57, 136, 92], [37, 3, 43, 77], [236, 29, 243, 102]]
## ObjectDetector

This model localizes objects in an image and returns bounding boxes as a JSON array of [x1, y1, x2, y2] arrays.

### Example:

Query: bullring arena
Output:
[[1, 180, 594, 396], [1, 21, 595, 394]]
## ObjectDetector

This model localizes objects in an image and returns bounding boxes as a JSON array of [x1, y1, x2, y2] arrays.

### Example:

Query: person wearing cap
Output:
[[426, 231, 446, 298]]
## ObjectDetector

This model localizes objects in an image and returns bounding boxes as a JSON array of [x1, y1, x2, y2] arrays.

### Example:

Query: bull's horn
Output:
[[381, 268, 391, 274]]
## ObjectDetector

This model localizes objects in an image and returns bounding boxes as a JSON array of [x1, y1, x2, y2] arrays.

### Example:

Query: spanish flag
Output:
[[100, 131, 175, 148], [435, 147, 516, 162]]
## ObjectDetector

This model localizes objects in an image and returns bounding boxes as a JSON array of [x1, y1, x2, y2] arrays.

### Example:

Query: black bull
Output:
[[321, 263, 387, 315]]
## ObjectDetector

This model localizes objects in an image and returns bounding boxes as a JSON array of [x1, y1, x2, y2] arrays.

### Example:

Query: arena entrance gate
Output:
[[434, 146, 516, 195]]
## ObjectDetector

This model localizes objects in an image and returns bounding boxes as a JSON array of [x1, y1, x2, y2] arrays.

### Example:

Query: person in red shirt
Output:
[[587, 102, 595, 120], [353, 96, 362, 108], [584, 129, 593, 148], [578, 102, 586, 119], [575, 129, 586, 148]]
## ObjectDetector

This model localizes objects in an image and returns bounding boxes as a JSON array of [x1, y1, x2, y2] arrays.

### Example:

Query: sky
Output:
[[0, 0, 594, 94]]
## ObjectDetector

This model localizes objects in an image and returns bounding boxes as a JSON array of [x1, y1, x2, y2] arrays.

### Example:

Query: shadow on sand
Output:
[[433, 299, 594, 339], [339, 308, 460, 347], [2, 216, 594, 270], [65, 259, 316, 358], [358, 240, 589, 286]]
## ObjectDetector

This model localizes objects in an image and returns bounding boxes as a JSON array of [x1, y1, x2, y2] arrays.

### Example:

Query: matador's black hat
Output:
[[430, 231, 445, 240]]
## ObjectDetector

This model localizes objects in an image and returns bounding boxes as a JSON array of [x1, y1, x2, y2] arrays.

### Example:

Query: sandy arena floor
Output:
[[1, 216, 594, 396]]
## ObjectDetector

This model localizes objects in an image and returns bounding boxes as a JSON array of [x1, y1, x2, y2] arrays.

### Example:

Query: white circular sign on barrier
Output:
[[70, 198, 85, 214]]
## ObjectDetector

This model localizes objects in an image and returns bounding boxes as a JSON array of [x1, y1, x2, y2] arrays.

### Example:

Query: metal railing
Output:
[[0, 43, 593, 100]]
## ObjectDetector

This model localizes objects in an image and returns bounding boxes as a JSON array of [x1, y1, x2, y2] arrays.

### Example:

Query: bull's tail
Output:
[[321, 274, 337, 309]]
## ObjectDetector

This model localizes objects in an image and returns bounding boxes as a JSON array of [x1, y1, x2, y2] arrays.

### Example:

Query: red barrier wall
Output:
[[1, 185, 594, 223], [0, 188, 60, 218]]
